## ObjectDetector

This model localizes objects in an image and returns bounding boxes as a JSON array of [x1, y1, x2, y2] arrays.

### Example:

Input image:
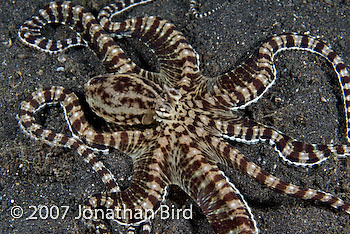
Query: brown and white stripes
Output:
[[206, 136, 350, 214], [209, 117, 350, 166], [189, 0, 227, 18], [18, 86, 121, 193], [17, 1, 350, 234], [176, 138, 259, 234], [210, 34, 350, 141], [18, 1, 138, 73], [18, 1, 201, 89], [97, 3, 201, 89]]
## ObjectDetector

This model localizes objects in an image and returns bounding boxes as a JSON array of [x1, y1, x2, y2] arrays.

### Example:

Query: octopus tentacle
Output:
[[213, 117, 350, 166], [17, 1, 350, 233], [175, 142, 258, 234], [18, 1, 141, 74], [97, 0, 153, 22], [18, 1, 88, 53], [209, 34, 350, 139], [189, 0, 227, 18], [18, 86, 119, 192], [204, 136, 350, 214], [22, 86, 156, 155], [99, 10, 201, 88], [83, 149, 170, 232]]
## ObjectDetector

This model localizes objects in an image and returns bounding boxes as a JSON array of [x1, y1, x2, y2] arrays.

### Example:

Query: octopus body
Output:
[[18, 1, 350, 233]]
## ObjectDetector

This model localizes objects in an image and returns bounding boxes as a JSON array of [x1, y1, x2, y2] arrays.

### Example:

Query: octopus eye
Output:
[[141, 111, 156, 125]]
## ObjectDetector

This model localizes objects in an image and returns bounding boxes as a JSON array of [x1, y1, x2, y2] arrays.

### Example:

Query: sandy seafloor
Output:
[[1, 0, 350, 233]]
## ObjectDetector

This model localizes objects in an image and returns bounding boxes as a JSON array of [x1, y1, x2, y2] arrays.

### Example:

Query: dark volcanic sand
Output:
[[1, 0, 350, 233]]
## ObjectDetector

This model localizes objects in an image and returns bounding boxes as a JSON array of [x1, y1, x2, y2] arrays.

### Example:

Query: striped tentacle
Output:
[[18, 1, 87, 53], [174, 140, 258, 234], [98, 0, 166, 85], [205, 136, 350, 214], [70, 118, 155, 157], [122, 16, 201, 89], [127, 221, 151, 234], [97, 0, 153, 21], [84, 204, 152, 234], [213, 117, 350, 166], [98, 5, 201, 88], [18, 1, 140, 74], [97, 0, 223, 20], [83, 148, 170, 233], [189, 0, 227, 18], [210, 34, 350, 136], [28, 83, 157, 156], [18, 86, 120, 192]]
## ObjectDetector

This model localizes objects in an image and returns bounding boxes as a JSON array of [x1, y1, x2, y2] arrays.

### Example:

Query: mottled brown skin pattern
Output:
[[18, 1, 350, 234]]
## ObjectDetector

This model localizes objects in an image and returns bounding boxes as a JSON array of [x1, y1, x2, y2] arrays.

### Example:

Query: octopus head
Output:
[[85, 74, 182, 126]]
